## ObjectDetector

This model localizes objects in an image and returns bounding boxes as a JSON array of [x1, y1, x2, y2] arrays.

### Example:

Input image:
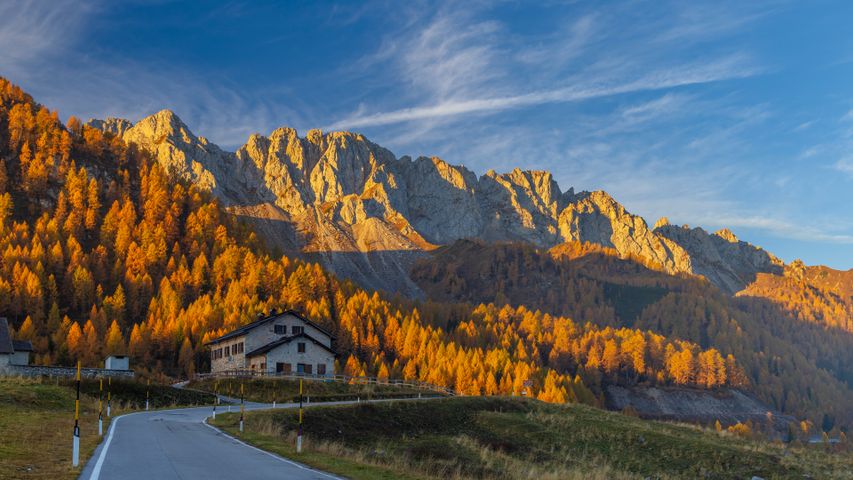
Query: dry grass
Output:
[[0, 377, 112, 480], [0, 376, 213, 480], [211, 396, 853, 480]]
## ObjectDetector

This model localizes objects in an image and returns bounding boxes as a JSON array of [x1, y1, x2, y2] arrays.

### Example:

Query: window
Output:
[[304, 364, 313, 374], [261, 363, 267, 371], [297, 363, 305, 374], [292, 326, 304, 335], [276, 362, 291, 374], [297, 342, 306, 353], [236, 342, 244, 354], [317, 364, 326, 375], [224, 345, 230, 356], [274, 325, 286, 335]]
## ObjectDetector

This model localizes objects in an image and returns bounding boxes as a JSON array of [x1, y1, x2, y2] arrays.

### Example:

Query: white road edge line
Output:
[[87, 396, 439, 480], [88, 410, 145, 480], [202, 418, 343, 480]]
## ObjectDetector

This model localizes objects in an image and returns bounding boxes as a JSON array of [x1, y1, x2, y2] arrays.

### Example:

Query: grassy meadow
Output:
[[0, 376, 213, 480], [211, 396, 853, 480]]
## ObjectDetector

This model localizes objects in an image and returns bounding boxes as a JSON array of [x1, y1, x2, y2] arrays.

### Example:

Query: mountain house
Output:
[[205, 310, 336, 376], [0, 317, 33, 367]]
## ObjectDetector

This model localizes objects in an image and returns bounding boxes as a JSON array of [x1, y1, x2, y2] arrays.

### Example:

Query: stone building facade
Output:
[[206, 310, 335, 376]]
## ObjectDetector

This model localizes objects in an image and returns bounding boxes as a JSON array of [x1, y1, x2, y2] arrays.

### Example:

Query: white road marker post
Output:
[[297, 378, 303, 453], [239, 381, 244, 433], [107, 377, 111, 417], [72, 361, 81, 467], [213, 380, 218, 420], [98, 377, 103, 436], [145, 378, 150, 411]]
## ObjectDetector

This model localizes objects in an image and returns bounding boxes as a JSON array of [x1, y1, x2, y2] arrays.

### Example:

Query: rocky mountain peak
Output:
[[715, 228, 738, 243], [88, 113, 786, 296], [86, 117, 133, 137]]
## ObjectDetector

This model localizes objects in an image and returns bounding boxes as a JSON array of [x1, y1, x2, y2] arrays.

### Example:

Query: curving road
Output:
[[79, 395, 437, 480]]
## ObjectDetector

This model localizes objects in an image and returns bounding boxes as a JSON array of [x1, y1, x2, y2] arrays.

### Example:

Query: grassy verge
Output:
[[211, 396, 853, 480], [0, 376, 214, 480], [67, 377, 214, 410], [189, 377, 440, 403]]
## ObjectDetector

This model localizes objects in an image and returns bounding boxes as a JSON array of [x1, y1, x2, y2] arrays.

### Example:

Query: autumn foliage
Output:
[[0, 77, 847, 427]]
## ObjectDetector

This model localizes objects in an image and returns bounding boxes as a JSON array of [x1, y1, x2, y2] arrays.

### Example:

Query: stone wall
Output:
[[260, 339, 334, 375], [0, 364, 135, 379]]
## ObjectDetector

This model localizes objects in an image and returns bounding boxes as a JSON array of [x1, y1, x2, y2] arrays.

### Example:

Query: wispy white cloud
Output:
[[326, 54, 759, 130], [707, 215, 853, 244], [0, 1, 297, 147], [835, 158, 853, 178], [0, 0, 94, 76]]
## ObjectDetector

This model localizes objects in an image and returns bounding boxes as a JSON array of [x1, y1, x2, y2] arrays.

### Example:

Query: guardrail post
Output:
[[98, 377, 103, 436], [72, 361, 80, 467], [297, 378, 303, 453]]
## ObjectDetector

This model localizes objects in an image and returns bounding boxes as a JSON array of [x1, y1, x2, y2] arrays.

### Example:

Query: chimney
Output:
[[269, 308, 278, 316], [257, 312, 264, 319]]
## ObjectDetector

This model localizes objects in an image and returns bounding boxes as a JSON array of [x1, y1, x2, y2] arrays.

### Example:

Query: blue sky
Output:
[[2, 0, 852, 268]]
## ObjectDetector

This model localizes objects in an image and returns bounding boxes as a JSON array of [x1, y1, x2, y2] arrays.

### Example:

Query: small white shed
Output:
[[105, 355, 130, 370]]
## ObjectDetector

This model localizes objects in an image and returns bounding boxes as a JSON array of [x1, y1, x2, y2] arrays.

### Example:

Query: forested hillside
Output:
[[0, 77, 749, 409], [738, 261, 853, 333], [411, 239, 853, 428]]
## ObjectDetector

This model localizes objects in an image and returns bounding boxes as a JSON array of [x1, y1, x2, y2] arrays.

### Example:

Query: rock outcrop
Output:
[[87, 111, 784, 296], [605, 385, 795, 436], [655, 224, 784, 293]]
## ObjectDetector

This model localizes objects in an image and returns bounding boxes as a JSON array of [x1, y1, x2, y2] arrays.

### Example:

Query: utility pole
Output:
[[98, 378, 103, 436], [297, 378, 303, 453], [239, 381, 244, 433], [72, 361, 80, 467]]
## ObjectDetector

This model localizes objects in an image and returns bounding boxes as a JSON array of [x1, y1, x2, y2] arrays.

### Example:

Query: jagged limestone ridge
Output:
[[86, 110, 783, 295]]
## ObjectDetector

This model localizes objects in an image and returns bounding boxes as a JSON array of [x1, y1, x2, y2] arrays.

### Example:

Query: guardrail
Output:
[[194, 370, 456, 396]]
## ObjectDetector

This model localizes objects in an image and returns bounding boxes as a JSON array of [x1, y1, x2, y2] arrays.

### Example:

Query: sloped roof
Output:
[[245, 332, 337, 358], [205, 310, 334, 345], [12, 340, 33, 352], [0, 318, 13, 354]]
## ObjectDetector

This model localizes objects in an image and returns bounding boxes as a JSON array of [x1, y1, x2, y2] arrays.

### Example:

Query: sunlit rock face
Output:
[[87, 111, 784, 296]]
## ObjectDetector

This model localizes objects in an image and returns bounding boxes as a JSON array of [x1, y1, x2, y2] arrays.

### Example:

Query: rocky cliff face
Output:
[[87, 111, 783, 296], [655, 224, 783, 293]]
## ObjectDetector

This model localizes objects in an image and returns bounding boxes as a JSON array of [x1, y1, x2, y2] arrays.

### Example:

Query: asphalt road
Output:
[[79, 395, 437, 480]]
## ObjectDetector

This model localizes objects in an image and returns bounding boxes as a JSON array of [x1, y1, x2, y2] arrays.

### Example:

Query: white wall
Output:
[[244, 313, 332, 350], [257, 340, 334, 376], [210, 336, 248, 373], [210, 313, 333, 374], [105, 356, 129, 370], [10, 351, 29, 366]]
